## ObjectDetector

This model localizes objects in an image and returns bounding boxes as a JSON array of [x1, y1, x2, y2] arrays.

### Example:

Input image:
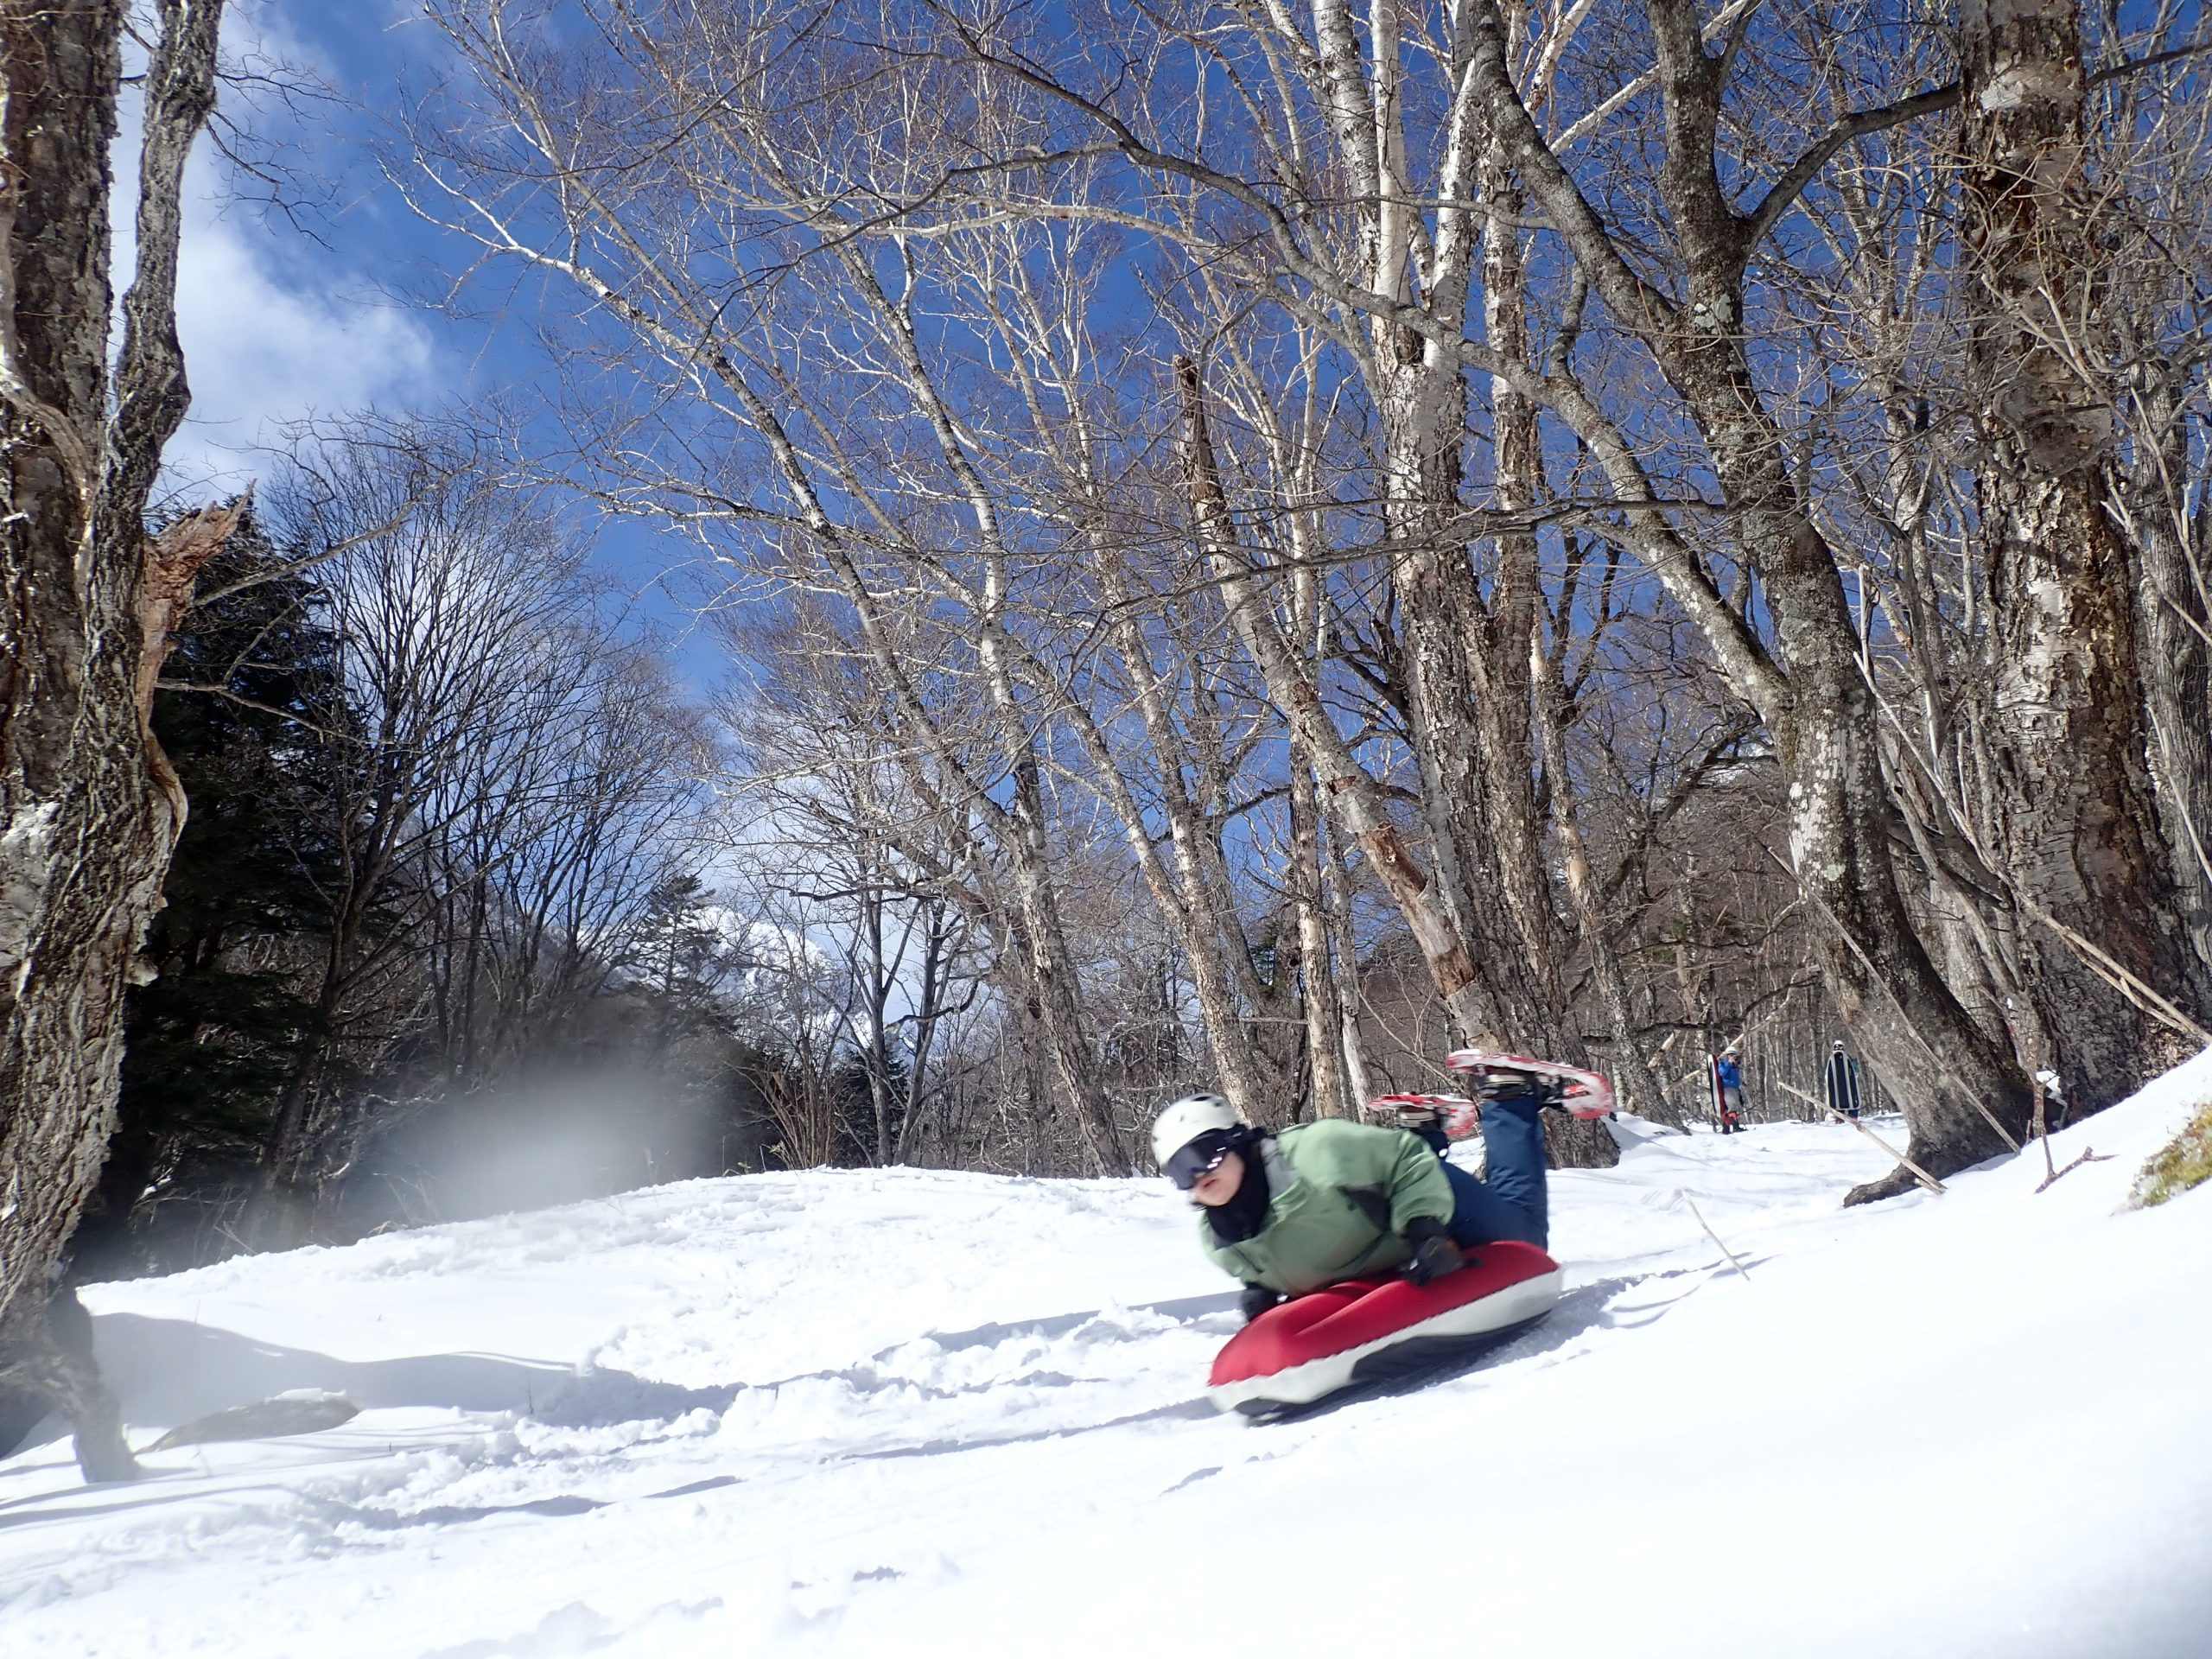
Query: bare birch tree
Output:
[[391, 0, 2210, 1200], [911, 0, 2047, 1192]]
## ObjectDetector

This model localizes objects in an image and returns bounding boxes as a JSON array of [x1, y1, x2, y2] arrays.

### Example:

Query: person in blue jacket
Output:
[[1713, 1045, 1745, 1133]]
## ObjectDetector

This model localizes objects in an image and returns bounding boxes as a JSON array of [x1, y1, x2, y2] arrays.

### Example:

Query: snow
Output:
[[7, 1052, 2211, 1659]]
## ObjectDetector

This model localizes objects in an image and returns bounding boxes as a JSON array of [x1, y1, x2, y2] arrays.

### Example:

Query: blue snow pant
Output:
[[1438, 1094, 1549, 1251]]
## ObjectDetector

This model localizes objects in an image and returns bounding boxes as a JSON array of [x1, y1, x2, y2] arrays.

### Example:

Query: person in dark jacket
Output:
[[1149, 1089, 1554, 1321], [1822, 1040, 1864, 1120]]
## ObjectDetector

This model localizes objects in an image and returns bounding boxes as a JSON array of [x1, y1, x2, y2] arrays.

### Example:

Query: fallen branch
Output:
[[2034, 1145, 2113, 1193], [1680, 1191, 1751, 1280], [2019, 904, 2212, 1048], [2025, 1073, 2112, 1192], [1779, 1081, 1947, 1195]]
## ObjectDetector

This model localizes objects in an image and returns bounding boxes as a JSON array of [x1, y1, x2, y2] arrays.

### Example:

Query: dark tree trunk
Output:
[[0, 0, 228, 1483], [1957, 0, 2209, 1102], [0, 1281, 99, 1461], [1675, 302, 2039, 1191]]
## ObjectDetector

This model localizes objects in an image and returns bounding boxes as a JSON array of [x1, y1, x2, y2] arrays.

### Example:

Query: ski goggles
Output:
[[1163, 1130, 1237, 1191]]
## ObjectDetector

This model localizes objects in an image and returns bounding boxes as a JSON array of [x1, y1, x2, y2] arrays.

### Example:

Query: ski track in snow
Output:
[[5, 1064, 2211, 1659]]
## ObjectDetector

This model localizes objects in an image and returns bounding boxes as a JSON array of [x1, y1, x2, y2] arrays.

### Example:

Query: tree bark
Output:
[[1289, 741, 1352, 1118], [2115, 392, 2212, 979], [0, 0, 228, 1482], [1957, 0, 2209, 1100]]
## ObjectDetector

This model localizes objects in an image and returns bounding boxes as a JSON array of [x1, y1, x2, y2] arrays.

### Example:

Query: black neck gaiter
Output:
[[1204, 1131, 1274, 1244]]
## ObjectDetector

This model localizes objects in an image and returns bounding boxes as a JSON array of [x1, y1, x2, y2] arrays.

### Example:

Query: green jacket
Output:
[[1198, 1119, 1454, 1296]]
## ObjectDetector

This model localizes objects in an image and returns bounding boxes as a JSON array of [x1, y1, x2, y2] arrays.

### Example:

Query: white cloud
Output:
[[116, 1, 442, 492], [162, 200, 437, 487]]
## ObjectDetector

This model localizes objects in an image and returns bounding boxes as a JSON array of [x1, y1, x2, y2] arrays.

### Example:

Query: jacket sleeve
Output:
[[1198, 1222, 1263, 1287], [1382, 1128, 1456, 1235]]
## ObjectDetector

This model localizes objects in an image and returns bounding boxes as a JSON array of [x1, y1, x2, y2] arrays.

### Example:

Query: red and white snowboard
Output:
[[1708, 1054, 1741, 1132], [1363, 1092, 1484, 1140]]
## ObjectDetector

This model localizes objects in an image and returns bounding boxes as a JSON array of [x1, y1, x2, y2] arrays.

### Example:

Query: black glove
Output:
[[1400, 1216, 1465, 1287], [1239, 1282, 1283, 1324]]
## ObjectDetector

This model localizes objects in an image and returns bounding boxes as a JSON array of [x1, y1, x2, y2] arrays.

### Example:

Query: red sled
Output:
[[1207, 1241, 1563, 1416]]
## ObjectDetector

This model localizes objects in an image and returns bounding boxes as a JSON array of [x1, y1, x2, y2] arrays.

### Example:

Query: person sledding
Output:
[[1150, 1086, 1553, 1324]]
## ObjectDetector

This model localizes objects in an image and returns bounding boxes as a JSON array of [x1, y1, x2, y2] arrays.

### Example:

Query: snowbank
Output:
[[4, 1052, 2208, 1658]]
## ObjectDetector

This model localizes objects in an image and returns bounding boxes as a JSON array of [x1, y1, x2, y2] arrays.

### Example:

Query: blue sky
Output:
[[157, 1, 728, 681], [159, 2, 441, 484]]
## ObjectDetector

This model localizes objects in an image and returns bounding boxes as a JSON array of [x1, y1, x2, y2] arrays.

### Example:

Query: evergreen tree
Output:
[[76, 515, 346, 1274]]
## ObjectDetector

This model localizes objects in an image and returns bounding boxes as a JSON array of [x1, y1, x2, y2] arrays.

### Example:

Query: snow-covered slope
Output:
[[6, 1052, 2210, 1659]]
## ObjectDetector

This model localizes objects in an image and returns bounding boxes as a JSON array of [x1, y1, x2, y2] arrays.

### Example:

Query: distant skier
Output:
[[1149, 1088, 1554, 1323], [1823, 1040, 1864, 1121], [1712, 1046, 1745, 1134]]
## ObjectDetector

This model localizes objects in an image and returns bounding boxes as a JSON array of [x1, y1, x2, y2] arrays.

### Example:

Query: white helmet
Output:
[[1150, 1092, 1239, 1169]]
